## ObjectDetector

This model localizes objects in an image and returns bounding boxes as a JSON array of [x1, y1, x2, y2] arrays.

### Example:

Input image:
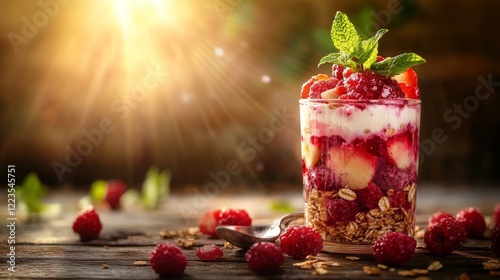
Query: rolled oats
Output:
[[378, 197, 390, 211], [363, 266, 382, 275], [398, 270, 416, 277], [427, 261, 443, 271], [411, 269, 429, 275], [338, 188, 357, 201], [483, 259, 500, 270], [458, 273, 471, 280]]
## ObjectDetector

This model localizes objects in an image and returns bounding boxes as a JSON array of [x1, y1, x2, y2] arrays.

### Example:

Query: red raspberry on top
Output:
[[455, 207, 486, 238], [342, 71, 404, 100], [219, 208, 252, 226], [428, 212, 454, 229], [279, 225, 323, 259], [424, 216, 467, 256], [149, 243, 187, 276], [196, 244, 223, 261], [245, 242, 283, 274], [373, 232, 416, 266], [72, 208, 102, 241], [309, 77, 341, 99], [301, 74, 329, 98]]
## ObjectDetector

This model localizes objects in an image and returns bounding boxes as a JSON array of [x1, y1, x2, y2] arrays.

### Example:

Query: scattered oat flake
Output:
[[159, 229, 178, 239], [176, 238, 196, 248], [313, 267, 330, 275], [346, 256, 359, 260], [427, 261, 443, 271], [458, 273, 471, 280], [389, 268, 396, 272], [398, 270, 416, 277], [102, 264, 109, 269], [416, 277, 432, 280], [490, 270, 500, 277], [104, 245, 110, 249], [363, 266, 382, 275], [133, 261, 148, 266], [415, 229, 426, 239], [377, 264, 389, 270], [483, 259, 500, 270], [224, 242, 234, 249], [412, 269, 429, 275]]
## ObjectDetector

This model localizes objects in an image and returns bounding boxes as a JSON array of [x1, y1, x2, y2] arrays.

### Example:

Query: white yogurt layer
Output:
[[300, 102, 420, 142]]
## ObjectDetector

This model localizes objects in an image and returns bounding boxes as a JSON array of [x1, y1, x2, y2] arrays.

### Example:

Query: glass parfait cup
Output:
[[300, 99, 421, 254]]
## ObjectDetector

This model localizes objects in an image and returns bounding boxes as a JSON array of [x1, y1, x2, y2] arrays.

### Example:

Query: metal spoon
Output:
[[215, 212, 304, 249]]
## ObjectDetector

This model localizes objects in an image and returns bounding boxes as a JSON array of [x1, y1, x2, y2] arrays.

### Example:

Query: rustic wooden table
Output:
[[1, 186, 499, 279]]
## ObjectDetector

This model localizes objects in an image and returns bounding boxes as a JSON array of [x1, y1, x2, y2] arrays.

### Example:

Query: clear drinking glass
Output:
[[300, 99, 421, 254]]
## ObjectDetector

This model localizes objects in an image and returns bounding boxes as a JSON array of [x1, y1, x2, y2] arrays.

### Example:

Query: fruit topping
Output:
[[393, 67, 420, 99], [196, 244, 224, 261], [245, 242, 284, 274], [301, 74, 329, 98], [279, 225, 323, 259], [373, 232, 416, 266], [424, 216, 467, 256], [149, 243, 187, 276], [455, 207, 486, 238], [327, 146, 377, 190], [72, 207, 102, 241]]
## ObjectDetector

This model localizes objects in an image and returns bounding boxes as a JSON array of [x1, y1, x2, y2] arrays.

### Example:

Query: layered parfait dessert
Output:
[[300, 12, 425, 253]]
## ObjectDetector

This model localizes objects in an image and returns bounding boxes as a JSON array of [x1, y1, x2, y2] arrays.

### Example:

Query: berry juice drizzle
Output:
[[300, 99, 420, 253]]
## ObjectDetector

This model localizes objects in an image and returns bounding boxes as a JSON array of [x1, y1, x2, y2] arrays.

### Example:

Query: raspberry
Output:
[[104, 180, 126, 210], [305, 165, 336, 191], [355, 183, 383, 211], [428, 212, 454, 229], [373, 232, 416, 266], [301, 74, 329, 98], [388, 191, 411, 211], [219, 209, 252, 226], [343, 71, 404, 100], [332, 64, 344, 79], [309, 77, 341, 99], [72, 208, 102, 241], [199, 209, 222, 236], [279, 225, 323, 259], [493, 204, 500, 228], [149, 243, 187, 276], [245, 242, 283, 274], [327, 198, 359, 225], [455, 207, 486, 238], [196, 244, 223, 261], [490, 226, 500, 256], [424, 217, 467, 256]]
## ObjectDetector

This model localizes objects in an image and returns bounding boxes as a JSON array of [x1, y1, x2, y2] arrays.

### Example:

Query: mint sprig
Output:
[[318, 11, 425, 76]]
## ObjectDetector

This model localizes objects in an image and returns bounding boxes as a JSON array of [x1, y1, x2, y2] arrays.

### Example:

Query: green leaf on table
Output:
[[270, 200, 294, 213], [17, 172, 46, 213], [141, 167, 171, 210], [89, 180, 108, 203]]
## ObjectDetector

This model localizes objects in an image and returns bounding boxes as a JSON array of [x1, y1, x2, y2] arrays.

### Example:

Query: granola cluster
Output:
[[305, 184, 416, 244]]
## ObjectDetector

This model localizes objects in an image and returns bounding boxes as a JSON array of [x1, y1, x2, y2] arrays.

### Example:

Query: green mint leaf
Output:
[[356, 29, 388, 69], [331, 11, 360, 53], [318, 53, 357, 69], [371, 53, 426, 76]]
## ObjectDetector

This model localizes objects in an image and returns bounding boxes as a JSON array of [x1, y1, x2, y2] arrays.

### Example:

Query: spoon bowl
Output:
[[215, 212, 304, 249]]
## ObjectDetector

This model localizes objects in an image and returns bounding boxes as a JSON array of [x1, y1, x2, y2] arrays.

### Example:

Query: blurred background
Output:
[[0, 0, 499, 189]]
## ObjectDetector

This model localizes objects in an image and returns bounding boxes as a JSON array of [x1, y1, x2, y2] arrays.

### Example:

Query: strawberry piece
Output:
[[327, 146, 377, 190], [393, 68, 420, 99], [199, 209, 222, 236], [387, 133, 415, 170], [321, 85, 347, 99], [301, 74, 329, 98]]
